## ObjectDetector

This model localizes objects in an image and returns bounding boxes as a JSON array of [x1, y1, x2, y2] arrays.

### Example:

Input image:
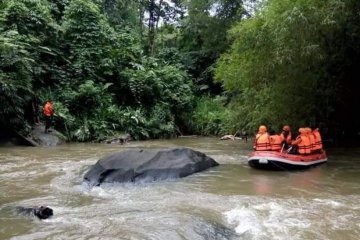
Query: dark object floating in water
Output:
[[84, 147, 219, 186], [16, 206, 54, 220]]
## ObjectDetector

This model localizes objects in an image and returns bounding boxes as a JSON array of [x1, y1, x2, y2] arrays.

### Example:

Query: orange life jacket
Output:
[[297, 135, 311, 154], [255, 133, 271, 151], [43, 102, 53, 117], [313, 130, 323, 150], [270, 134, 282, 151], [308, 132, 315, 152]]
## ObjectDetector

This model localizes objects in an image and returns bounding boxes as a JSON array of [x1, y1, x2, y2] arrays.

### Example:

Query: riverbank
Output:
[[2, 124, 360, 149]]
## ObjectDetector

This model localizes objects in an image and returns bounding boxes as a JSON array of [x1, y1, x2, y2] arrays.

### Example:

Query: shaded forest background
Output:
[[0, 0, 359, 143]]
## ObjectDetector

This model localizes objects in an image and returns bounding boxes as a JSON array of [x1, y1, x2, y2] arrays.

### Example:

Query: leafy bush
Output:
[[191, 96, 230, 136], [0, 30, 33, 129], [215, 0, 352, 132]]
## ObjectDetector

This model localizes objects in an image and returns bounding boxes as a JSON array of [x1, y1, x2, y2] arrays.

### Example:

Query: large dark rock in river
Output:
[[84, 147, 219, 185]]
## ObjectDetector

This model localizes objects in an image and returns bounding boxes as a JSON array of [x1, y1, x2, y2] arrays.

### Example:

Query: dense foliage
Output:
[[216, 0, 360, 136], [0, 0, 195, 140], [1, 0, 359, 141]]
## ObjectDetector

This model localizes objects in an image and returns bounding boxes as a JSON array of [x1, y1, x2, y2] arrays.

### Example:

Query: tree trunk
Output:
[[148, 0, 156, 55]]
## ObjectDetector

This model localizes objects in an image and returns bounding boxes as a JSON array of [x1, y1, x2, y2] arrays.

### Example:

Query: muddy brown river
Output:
[[0, 137, 359, 240]]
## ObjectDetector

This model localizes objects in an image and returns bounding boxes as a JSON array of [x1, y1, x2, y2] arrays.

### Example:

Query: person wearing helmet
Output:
[[312, 127, 323, 153], [269, 130, 282, 151], [253, 125, 271, 151], [305, 127, 315, 152], [291, 128, 311, 154]]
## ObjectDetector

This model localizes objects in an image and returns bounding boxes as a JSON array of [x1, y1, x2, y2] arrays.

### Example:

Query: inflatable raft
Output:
[[248, 150, 327, 170]]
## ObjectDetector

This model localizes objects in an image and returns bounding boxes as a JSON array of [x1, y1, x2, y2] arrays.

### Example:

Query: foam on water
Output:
[[313, 198, 343, 207], [223, 194, 360, 240], [224, 206, 262, 236]]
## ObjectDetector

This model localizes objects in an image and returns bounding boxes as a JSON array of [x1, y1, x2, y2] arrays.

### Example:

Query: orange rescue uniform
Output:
[[270, 134, 282, 151], [312, 128, 323, 151], [43, 102, 54, 117], [292, 128, 311, 154], [254, 132, 271, 151]]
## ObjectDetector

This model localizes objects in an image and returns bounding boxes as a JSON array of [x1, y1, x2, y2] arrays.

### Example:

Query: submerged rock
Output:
[[84, 147, 219, 186]]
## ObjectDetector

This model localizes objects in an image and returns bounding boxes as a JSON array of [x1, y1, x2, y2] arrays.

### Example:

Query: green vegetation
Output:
[[1, 0, 359, 141], [190, 96, 231, 136], [216, 0, 360, 135]]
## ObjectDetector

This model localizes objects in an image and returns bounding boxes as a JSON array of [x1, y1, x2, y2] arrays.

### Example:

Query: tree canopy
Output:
[[216, 0, 360, 136]]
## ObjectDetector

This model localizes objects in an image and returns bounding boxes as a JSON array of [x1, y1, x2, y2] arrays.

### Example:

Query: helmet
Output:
[[282, 125, 290, 131], [298, 128, 305, 133], [259, 125, 267, 133]]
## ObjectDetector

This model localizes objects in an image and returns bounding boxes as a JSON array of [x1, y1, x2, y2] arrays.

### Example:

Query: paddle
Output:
[[280, 143, 285, 153], [287, 146, 293, 153]]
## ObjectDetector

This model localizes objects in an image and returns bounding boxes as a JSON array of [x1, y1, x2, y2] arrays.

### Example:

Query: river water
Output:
[[0, 137, 359, 240]]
